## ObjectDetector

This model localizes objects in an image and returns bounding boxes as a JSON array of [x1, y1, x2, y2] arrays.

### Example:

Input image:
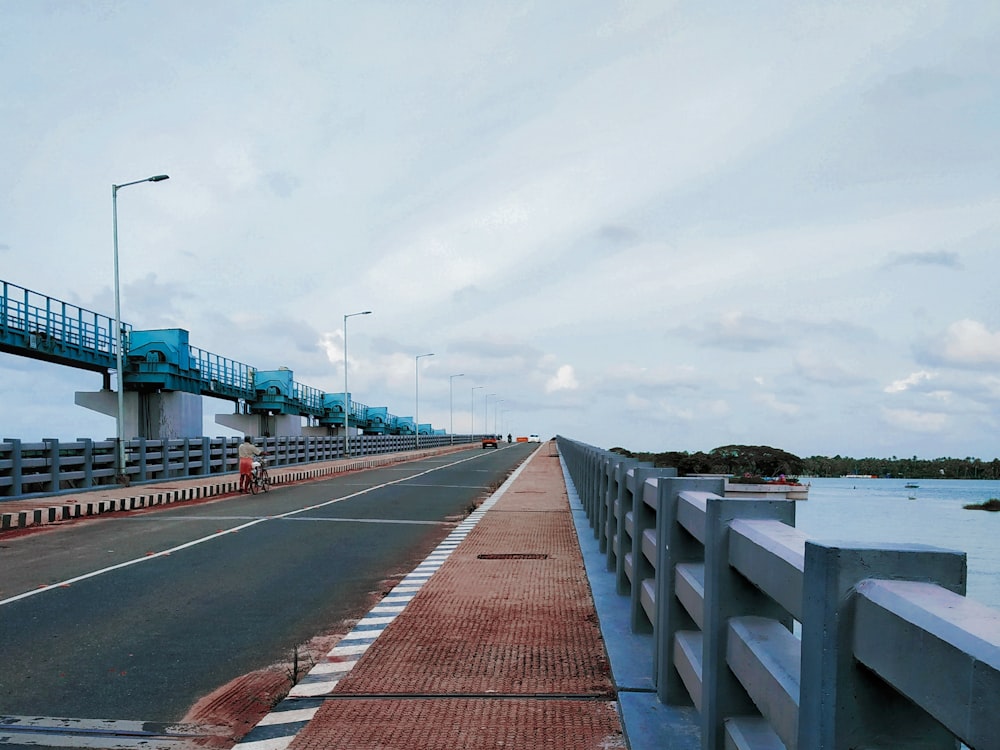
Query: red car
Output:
[[481, 436, 499, 449]]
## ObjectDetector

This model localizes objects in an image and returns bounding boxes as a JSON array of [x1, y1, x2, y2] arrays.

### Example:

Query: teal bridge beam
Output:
[[0, 279, 422, 435]]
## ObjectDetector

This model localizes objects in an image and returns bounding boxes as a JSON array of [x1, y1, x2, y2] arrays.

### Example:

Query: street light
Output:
[[494, 399, 504, 435], [449, 373, 464, 444], [471, 386, 483, 435], [415, 353, 434, 448], [112, 173, 169, 483], [343, 310, 372, 457]]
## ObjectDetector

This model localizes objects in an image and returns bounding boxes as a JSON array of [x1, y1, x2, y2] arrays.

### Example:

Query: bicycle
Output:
[[249, 457, 270, 494]]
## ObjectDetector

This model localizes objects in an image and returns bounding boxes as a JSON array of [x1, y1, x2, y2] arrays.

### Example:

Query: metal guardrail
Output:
[[0, 433, 477, 500], [557, 435, 1000, 750]]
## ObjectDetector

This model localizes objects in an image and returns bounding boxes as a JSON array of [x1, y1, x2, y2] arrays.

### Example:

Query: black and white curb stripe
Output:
[[234, 458, 530, 750]]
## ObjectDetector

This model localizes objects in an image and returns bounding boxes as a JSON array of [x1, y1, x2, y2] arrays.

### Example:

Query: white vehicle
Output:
[[528, 434, 540, 443]]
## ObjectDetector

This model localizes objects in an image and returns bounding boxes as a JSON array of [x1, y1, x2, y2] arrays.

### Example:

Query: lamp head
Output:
[[149, 175, 170, 182]]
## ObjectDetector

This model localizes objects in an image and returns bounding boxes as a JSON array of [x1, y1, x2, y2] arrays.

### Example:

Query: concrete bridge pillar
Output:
[[215, 411, 304, 437], [75, 389, 202, 440]]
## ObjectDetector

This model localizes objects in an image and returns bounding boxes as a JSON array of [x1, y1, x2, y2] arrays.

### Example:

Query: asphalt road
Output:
[[0, 443, 533, 730]]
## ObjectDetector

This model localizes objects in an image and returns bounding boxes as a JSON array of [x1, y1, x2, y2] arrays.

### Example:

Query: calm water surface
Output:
[[794, 477, 1000, 610]]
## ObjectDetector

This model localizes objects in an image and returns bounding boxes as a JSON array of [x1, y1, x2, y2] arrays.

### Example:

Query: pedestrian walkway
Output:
[[0, 444, 474, 533]]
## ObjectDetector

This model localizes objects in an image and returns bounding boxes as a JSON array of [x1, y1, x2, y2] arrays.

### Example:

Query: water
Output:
[[793, 477, 1000, 611]]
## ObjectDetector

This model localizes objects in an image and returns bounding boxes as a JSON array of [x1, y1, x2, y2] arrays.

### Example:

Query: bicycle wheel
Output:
[[261, 471, 270, 492], [250, 471, 259, 494]]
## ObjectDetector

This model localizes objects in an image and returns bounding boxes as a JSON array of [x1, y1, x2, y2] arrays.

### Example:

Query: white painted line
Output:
[[304, 661, 355, 676], [328, 642, 371, 655], [355, 615, 397, 625], [288, 680, 339, 697], [338, 628, 384, 641], [234, 736, 296, 750], [380, 595, 414, 604], [256, 707, 320, 725]]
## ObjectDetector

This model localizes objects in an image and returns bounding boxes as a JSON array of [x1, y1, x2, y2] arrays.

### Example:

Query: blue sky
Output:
[[2, 1, 999, 459]]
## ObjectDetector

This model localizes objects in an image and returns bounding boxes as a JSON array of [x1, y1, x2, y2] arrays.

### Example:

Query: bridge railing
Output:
[[0, 433, 475, 499], [1, 279, 127, 367], [557, 435, 1000, 750], [189, 345, 256, 399]]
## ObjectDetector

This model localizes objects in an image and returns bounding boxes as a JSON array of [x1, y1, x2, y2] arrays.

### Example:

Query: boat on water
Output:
[[905, 483, 919, 489]]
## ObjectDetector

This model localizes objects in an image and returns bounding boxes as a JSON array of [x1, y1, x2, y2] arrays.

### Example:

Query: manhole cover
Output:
[[477, 553, 549, 560]]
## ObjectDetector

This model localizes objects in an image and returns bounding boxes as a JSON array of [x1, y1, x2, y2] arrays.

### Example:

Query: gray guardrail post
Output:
[[654, 476, 725, 704], [798, 540, 966, 749], [627, 466, 677, 633], [701, 496, 795, 750]]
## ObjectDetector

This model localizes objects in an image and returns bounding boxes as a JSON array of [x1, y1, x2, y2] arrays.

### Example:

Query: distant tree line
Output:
[[610, 444, 1000, 480]]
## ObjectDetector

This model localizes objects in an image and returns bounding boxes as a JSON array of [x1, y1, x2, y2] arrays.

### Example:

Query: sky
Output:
[[2, 1, 999, 460]]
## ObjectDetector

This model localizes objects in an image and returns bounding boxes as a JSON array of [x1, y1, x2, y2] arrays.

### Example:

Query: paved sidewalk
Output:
[[0, 444, 474, 533], [236, 441, 627, 750]]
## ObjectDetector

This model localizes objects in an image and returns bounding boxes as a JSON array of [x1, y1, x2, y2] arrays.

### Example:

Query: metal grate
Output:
[[477, 553, 549, 560]]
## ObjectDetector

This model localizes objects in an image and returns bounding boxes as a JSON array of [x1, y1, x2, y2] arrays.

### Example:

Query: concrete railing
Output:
[[557, 436, 1000, 750], [0, 433, 477, 500]]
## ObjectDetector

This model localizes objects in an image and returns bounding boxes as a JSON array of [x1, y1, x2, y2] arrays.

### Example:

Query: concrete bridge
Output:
[[558, 436, 999, 750]]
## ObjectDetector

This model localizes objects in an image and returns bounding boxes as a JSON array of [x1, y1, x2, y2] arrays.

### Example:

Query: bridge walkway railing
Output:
[[0, 279, 126, 371], [557, 435, 1000, 750]]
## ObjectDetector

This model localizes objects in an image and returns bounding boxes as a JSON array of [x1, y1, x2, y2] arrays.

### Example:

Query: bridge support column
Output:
[[215, 412, 303, 437], [75, 389, 203, 440]]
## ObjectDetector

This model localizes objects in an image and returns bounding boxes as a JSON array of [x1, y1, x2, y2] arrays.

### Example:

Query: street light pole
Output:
[[449, 373, 464, 444], [471, 386, 483, 436], [495, 399, 504, 435], [112, 174, 169, 483], [343, 310, 372, 457], [415, 353, 434, 448]]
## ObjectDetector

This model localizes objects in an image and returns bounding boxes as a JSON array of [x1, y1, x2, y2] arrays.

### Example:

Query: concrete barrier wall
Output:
[[557, 435, 1000, 750], [0, 433, 478, 499]]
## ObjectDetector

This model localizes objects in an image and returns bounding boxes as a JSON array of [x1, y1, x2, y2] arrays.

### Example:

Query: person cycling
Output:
[[238, 436, 264, 493]]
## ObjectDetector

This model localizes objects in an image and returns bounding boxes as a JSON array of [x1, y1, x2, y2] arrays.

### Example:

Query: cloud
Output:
[[883, 251, 963, 270], [753, 392, 800, 417], [881, 407, 949, 433], [596, 225, 639, 245], [795, 349, 869, 386], [691, 311, 789, 353], [926, 320, 1000, 368], [546, 364, 578, 393], [885, 370, 936, 394]]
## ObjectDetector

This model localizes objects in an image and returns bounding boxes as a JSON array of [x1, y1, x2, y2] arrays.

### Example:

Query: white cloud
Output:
[[546, 365, 579, 393], [938, 320, 1000, 366], [885, 370, 936, 394]]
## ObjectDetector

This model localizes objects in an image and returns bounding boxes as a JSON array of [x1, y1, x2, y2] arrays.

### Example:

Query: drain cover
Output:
[[477, 553, 549, 560]]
